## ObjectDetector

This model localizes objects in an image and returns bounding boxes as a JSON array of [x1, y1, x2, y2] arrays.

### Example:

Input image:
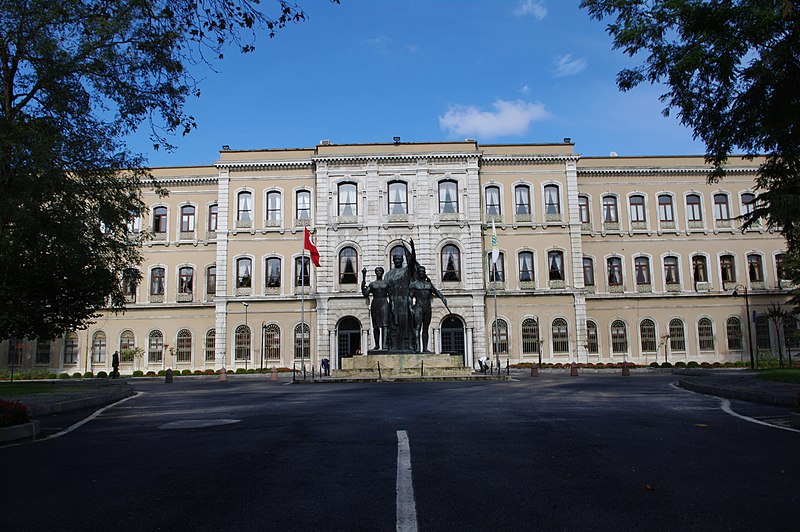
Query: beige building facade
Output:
[[2, 141, 794, 374]]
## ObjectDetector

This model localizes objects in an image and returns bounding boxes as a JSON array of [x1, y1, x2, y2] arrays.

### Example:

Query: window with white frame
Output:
[[485, 185, 501, 217], [658, 194, 674, 223], [180, 205, 195, 232], [388, 181, 408, 215], [551, 318, 569, 353], [177, 329, 192, 362], [522, 318, 540, 354], [515, 185, 531, 216], [640, 319, 657, 352], [669, 319, 686, 351], [153, 206, 168, 233], [206, 265, 216, 295], [727, 317, 742, 351], [338, 183, 357, 217], [150, 267, 165, 296], [692, 255, 709, 283], [713, 193, 730, 221], [235, 324, 251, 361], [339, 247, 358, 285], [747, 254, 764, 282], [441, 245, 461, 282], [548, 251, 564, 281], [698, 318, 715, 351], [265, 324, 281, 361], [635, 257, 651, 285], [296, 190, 311, 221], [611, 320, 628, 353], [237, 258, 252, 288], [148, 330, 163, 362], [295, 256, 311, 287], [178, 266, 194, 295], [586, 320, 599, 353], [488, 252, 505, 282], [439, 180, 458, 214], [518, 251, 534, 283], [266, 191, 281, 224], [91, 331, 107, 363], [491, 319, 509, 354], [720, 255, 736, 284], [205, 330, 215, 361], [629, 194, 646, 223], [664, 256, 680, 285], [64, 332, 79, 364], [544, 184, 560, 215], [583, 258, 595, 287], [266, 258, 281, 287], [686, 194, 703, 223], [208, 204, 218, 232], [237, 191, 253, 223], [603, 195, 619, 223], [578, 195, 590, 224], [607, 257, 623, 286]]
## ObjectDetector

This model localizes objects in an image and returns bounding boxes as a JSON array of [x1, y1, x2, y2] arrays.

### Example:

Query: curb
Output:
[[0, 420, 40, 443], [678, 378, 797, 407]]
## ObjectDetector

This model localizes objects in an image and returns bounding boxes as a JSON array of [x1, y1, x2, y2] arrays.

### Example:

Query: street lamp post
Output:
[[243, 302, 250, 371], [732, 285, 755, 370]]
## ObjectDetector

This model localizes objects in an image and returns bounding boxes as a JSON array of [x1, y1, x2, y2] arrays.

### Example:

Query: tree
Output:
[[0, 1, 333, 340], [581, 2, 800, 262]]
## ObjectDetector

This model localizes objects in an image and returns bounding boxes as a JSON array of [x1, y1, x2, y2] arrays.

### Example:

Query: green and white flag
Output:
[[491, 220, 499, 265]]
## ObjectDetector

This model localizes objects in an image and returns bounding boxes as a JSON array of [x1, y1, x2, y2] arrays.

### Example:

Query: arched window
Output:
[[544, 184, 560, 215], [148, 330, 163, 362], [237, 191, 253, 222], [586, 320, 599, 354], [714, 193, 730, 221], [235, 324, 250, 361], [91, 331, 107, 363], [727, 317, 743, 351], [629, 194, 646, 223], [518, 251, 534, 283], [658, 194, 674, 223], [177, 329, 192, 362], [64, 332, 79, 364], [551, 318, 569, 353], [686, 194, 703, 222], [441, 245, 461, 282], [583, 258, 595, 287], [205, 330, 216, 361], [265, 324, 281, 361], [755, 315, 771, 350], [491, 319, 509, 354], [180, 205, 195, 232], [748, 254, 764, 282], [485, 185, 501, 216], [266, 191, 282, 224], [294, 323, 311, 359], [119, 330, 135, 354], [603, 195, 619, 223], [339, 247, 358, 285], [296, 190, 311, 221], [635, 257, 651, 285], [178, 266, 194, 295], [208, 204, 218, 232], [295, 256, 311, 287], [698, 318, 715, 351], [488, 252, 505, 282], [521, 318, 540, 354], [388, 181, 408, 215], [611, 320, 628, 353], [664, 256, 680, 285], [640, 319, 657, 352], [150, 267, 165, 295], [236, 258, 252, 288], [266, 258, 281, 287], [122, 268, 139, 299], [206, 265, 216, 295], [153, 206, 167, 233], [515, 185, 531, 216], [338, 182, 357, 217], [720, 254, 736, 284], [741, 192, 756, 216], [692, 255, 709, 283], [35, 339, 51, 365], [578, 195, 590, 224], [548, 251, 564, 281], [439, 180, 458, 213], [607, 257, 623, 286], [669, 319, 686, 352]]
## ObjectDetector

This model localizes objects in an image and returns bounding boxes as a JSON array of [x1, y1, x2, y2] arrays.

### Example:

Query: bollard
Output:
[[621, 362, 630, 376], [530, 365, 539, 377], [420, 360, 424, 378], [570, 362, 578, 376], [219, 367, 227, 382], [165, 368, 174, 383], [271, 367, 278, 381], [378, 361, 382, 380]]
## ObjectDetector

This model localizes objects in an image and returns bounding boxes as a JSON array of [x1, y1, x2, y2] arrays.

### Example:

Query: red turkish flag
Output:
[[304, 227, 320, 267]]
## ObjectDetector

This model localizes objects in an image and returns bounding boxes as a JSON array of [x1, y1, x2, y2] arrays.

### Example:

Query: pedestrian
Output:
[[111, 351, 120, 378], [321, 358, 330, 376], [478, 354, 489, 374]]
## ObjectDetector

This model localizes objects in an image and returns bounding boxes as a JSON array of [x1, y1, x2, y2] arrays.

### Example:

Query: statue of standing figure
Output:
[[361, 266, 390, 350], [360, 239, 449, 353]]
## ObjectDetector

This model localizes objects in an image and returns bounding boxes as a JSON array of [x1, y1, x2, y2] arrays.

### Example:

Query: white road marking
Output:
[[396, 430, 418, 532], [672, 383, 800, 434], [159, 419, 240, 429]]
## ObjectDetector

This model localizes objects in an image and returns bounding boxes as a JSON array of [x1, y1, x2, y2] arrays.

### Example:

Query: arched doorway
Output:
[[337, 317, 362, 366], [441, 315, 465, 362]]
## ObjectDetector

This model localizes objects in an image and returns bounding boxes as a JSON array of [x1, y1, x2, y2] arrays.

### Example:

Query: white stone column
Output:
[[466, 327, 474, 368]]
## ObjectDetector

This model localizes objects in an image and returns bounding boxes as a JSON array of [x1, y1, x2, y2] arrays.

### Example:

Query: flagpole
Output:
[[493, 262, 499, 373], [301, 229, 306, 378]]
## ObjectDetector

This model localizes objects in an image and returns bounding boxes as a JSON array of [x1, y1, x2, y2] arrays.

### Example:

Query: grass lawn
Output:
[[0, 382, 107, 397], [756, 369, 800, 384]]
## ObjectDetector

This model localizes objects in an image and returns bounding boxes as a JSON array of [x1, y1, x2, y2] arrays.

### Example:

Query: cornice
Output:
[[312, 152, 480, 164], [215, 160, 313, 170], [481, 155, 581, 165], [151, 176, 218, 186], [577, 166, 758, 177]]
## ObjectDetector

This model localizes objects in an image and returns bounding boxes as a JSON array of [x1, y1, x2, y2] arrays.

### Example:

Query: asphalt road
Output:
[[4, 374, 799, 531]]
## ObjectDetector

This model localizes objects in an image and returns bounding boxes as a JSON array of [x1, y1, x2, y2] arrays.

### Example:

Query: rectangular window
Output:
[[208, 204, 218, 232], [583, 258, 595, 286], [629, 196, 646, 223], [603, 196, 619, 223], [748, 255, 764, 282], [578, 196, 590, 224], [720, 255, 736, 283], [658, 195, 674, 223], [180, 206, 195, 232]]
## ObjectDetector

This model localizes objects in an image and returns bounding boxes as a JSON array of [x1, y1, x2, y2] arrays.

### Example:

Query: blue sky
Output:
[[126, 0, 706, 167]]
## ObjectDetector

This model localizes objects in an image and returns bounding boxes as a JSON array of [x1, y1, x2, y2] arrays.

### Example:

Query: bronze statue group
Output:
[[361, 239, 449, 353]]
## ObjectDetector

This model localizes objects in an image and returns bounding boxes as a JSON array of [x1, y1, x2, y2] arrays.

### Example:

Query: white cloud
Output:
[[439, 99, 549, 139], [519, 84, 531, 95], [553, 53, 587, 77], [513, 0, 547, 20]]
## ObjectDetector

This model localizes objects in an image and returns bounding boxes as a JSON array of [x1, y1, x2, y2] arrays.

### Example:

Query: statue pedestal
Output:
[[336, 352, 470, 378]]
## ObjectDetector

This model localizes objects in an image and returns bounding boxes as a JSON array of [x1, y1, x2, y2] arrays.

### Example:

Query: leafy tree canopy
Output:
[[581, 1, 800, 248], [0, 1, 332, 340]]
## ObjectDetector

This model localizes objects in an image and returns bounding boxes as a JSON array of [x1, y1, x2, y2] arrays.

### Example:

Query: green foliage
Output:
[[145, 371, 156, 377], [661, 362, 673, 368], [0, 1, 334, 340], [157, 370, 167, 376], [0, 399, 29, 427], [72, 372, 82, 379], [582, 1, 800, 276], [757, 368, 800, 384], [674, 361, 687, 368], [132, 370, 144, 377], [58, 372, 70, 379], [83, 371, 94, 378], [96, 371, 108, 378], [182, 369, 192, 375], [649, 362, 659, 368], [235, 368, 246, 374], [687, 361, 699, 368]]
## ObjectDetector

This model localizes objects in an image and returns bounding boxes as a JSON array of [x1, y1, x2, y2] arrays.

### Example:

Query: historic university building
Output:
[[2, 140, 795, 374]]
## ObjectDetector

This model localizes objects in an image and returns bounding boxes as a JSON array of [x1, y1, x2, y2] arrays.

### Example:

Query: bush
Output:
[[83, 371, 94, 378], [204, 369, 216, 375], [0, 399, 29, 428], [712, 362, 722, 368], [96, 371, 108, 378], [193, 370, 203, 375], [132, 370, 144, 377], [145, 371, 156, 377], [246, 369, 256, 374], [674, 361, 687, 368], [700, 362, 712, 368], [649, 362, 659, 368], [182, 369, 192, 375], [58, 372, 70, 379], [72, 372, 83, 378], [157, 370, 167, 376], [235, 368, 246, 374], [687, 361, 699, 368], [661, 362, 673, 368]]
